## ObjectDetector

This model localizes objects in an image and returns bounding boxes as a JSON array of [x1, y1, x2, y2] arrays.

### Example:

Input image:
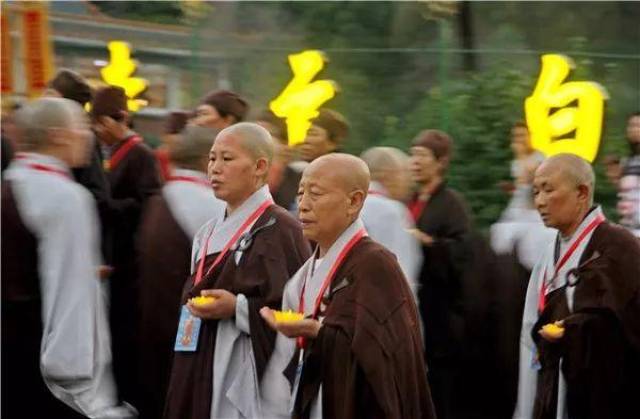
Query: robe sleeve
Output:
[[108, 146, 161, 217], [22, 185, 126, 416]]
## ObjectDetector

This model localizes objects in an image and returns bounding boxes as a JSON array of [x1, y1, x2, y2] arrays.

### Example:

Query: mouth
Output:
[[210, 179, 223, 189], [299, 219, 315, 228]]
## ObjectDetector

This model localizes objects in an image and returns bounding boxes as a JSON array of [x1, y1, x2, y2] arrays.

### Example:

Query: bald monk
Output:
[[514, 154, 640, 419], [163, 123, 310, 419], [261, 153, 436, 419]]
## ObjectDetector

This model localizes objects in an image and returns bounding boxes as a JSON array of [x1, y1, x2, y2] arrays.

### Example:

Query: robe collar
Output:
[[14, 152, 72, 179]]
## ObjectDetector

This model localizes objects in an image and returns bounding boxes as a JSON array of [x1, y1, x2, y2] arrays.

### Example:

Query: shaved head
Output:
[[537, 153, 595, 205], [217, 122, 274, 165], [306, 153, 370, 194], [17, 97, 85, 150], [299, 153, 370, 251]]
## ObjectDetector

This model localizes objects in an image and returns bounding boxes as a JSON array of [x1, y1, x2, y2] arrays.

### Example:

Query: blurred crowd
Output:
[[1, 69, 639, 419]]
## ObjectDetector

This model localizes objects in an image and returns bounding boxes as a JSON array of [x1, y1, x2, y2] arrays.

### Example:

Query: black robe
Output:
[[103, 135, 161, 405], [163, 205, 311, 419], [1, 181, 85, 419], [136, 194, 192, 419], [272, 165, 302, 211], [532, 222, 640, 419], [293, 238, 436, 419], [413, 182, 471, 419]]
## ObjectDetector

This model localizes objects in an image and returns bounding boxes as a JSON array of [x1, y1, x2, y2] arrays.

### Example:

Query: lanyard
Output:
[[193, 199, 273, 287], [296, 228, 367, 348], [168, 175, 211, 188], [408, 198, 426, 222], [26, 162, 72, 180], [104, 135, 141, 171], [538, 214, 605, 312]]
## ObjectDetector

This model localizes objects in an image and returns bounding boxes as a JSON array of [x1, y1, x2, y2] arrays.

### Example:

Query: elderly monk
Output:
[[2, 98, 134, 418], [163, 122, 310, 419], [261, 153, 435, 419], [514, 153, 640, 419]]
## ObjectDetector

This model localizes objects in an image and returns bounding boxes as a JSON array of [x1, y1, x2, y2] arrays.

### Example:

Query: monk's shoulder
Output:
[[348, 238, 405, 283], [593, 222, 640, 255], [265, 204, 303, 234]]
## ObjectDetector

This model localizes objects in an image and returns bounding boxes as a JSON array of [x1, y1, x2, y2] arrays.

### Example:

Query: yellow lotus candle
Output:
[[542, 322, 565, 339], [273, 309, 304, 323], [189, 296, 217, 307]]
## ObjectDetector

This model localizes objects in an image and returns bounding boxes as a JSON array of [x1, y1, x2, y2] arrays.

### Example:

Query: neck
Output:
[[559, 207, 591, 238], [32, 147, 70, 167], [420, 176, 442, 197], [225, 184, 263, 215]]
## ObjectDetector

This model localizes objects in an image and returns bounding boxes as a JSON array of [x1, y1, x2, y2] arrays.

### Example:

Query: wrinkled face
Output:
[[511, 126, 531, 157], [208, 133, 261, 206], [617, 175, 640, 222], [299, 124, 335, 162], [191, 104, 233, 130], [533, 164, 588, 231], [409, 146, 442, 184], [627, 115, 640, 146], [54, 112, 93, 168], [297, 164, 360, 248]]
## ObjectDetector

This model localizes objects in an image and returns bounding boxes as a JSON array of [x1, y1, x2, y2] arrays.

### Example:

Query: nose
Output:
[[297, 191, 311, 213]]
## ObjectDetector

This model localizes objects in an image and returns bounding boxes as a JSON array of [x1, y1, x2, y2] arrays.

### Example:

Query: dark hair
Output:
[[512, 120, 529, 130], [91, 86, 128, 121], [48, 69, 93, 106], [310, 109, 349, 144], [165, 111, 190, 135], [628, 112, 640, 121], [254, 109, 288, 142], [411, 129, 453, 160], [201, 90, 249, 123]]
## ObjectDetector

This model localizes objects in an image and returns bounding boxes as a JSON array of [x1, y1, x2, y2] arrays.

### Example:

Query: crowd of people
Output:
[[1, 68, 639, 419]]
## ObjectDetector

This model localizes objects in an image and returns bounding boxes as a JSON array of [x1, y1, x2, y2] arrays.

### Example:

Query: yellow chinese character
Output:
[[101, 41, 148, 111], [525, 54, 608, 162], [270, 50, 337, 146]]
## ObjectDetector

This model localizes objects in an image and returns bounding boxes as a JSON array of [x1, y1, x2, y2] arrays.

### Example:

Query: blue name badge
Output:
[[174, 305, 202, 352]]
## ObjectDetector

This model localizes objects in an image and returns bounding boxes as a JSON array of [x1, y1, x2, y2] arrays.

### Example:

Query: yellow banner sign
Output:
[[270, 50, 337, 146], [101, 41, 148, 111], [525, 54, 608, 163], [22, 2, 53, 97]]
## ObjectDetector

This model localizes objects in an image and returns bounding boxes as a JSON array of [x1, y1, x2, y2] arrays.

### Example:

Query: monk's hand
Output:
[[260, 307, 322, 339], [406, 228, 434, 246], [539, 320, 565, 342], [187, 289, 236, 320]]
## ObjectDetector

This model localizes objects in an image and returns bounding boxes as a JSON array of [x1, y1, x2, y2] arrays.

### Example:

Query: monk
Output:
[[514, 153, 640, 419], [261, 153, 436, 419], [91, 85, 162, 406], [136, 125, 225, 419], [163, 122, 310, 419], [1, 98, 134, 418]]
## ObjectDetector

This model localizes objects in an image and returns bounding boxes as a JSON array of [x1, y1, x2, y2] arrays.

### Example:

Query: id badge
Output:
[[289, 350, 304, 414], [174, 305, 201, 352]]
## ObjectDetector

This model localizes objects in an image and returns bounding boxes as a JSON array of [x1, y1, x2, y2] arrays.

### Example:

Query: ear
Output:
[[255, 157, 270, 178], [347, 189, 366, 216], [47, 127, 69, 147], [577, 183, 591, 204]]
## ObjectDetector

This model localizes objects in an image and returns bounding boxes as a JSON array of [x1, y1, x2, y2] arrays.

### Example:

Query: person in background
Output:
[[137, 125, 225, 419], [408, 129, 471, 419], [189, 89, 248, 131], [298, 109, 349, 163], [91, 85, 162, 408], [359, 146, 422, 298], [156, 110, 191, 182]]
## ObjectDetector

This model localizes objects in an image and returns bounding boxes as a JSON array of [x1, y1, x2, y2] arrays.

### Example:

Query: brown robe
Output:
[[293, 238, 436, 419], [532, 223, 640, 419], [104, 135, 161, 405], [1, 181, 85, 419], [163, 205, 311, 419], [136, 194, 192, 419]]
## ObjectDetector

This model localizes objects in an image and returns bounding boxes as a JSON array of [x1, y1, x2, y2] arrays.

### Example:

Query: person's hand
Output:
[[187, 289, 236, 320], [538, 320, 565, 342], [407, 228, 435, 246], [260, 307, 322, 339]]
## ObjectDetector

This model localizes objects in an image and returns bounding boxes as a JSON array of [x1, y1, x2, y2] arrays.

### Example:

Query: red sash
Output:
[[104, 135, 142, 172], [25, 162, 72, 180]]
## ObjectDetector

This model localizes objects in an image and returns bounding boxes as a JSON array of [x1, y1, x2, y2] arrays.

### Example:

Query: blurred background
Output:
[[2, 0, 639, 228]]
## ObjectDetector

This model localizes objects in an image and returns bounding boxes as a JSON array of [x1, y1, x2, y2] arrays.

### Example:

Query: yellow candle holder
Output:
[[273, 310, 304, 323], [542, 322, 565, 339], [189, 296, 217, 307]]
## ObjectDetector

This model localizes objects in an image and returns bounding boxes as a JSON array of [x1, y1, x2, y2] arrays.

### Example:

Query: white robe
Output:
[[513, 207, 605, 419], [4, 153, 135, 418], [360, 181, 422, 296], [189, 185, 275, 419], [162, 168, 225, 240], [260, 219, 367, 419]]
